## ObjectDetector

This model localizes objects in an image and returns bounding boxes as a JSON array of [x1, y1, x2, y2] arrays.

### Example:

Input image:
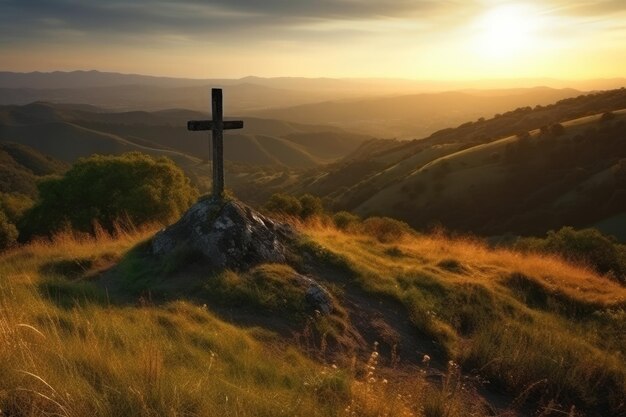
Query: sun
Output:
[[472, 4, 542, 60]]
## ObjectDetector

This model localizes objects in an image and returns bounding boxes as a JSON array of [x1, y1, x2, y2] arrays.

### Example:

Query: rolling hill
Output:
[[0, 141, 67, 197], [0, 102, 370, 170], [251, 87, 583, 138], [289, 88, 626, 239]]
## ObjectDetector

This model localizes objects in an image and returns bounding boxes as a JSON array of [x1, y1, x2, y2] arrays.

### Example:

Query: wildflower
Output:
[[422, 354, 431, 365], [368, 377, 376, 383], [371, 351, 379, 358], [331, 364, 338, 369], [382, 379, 388, 384]]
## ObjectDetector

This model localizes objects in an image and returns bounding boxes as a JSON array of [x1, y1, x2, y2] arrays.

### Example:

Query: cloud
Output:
[[0, 0, 465, 46]]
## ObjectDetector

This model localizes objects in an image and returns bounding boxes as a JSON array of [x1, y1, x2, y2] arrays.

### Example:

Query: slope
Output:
[[352, 110, 626, 235], [293, 88, 626, 237], [0, 103, 370, 169], [0, 215, 624, 416], [0, 141, 68, 197]]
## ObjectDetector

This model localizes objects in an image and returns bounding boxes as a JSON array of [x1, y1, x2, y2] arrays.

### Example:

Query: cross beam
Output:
[[187, 88, 244, 199]]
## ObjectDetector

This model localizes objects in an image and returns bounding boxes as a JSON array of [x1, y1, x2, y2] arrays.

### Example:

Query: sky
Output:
[[0, 0, 625, 80]]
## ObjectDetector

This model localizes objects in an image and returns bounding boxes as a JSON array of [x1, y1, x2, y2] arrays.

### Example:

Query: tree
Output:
[[299, 194, 324, 219], [264, 193, 302, 217], [20, 153, 198, 237], [550, 123, 565, 137]]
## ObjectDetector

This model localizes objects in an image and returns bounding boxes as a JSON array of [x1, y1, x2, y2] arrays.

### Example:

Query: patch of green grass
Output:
[[202, 264, 308, 316]]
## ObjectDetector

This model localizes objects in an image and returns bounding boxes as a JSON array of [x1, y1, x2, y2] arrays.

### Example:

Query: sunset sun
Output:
[[473, 4, 542, 60]]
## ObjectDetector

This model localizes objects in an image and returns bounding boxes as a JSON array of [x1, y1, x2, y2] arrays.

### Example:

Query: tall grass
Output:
[[303, 225, 626, 416], [0, 226, 491, 417]]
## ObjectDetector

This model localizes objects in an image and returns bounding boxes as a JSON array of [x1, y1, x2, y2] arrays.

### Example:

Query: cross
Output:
[[187, 88, 244, 199]]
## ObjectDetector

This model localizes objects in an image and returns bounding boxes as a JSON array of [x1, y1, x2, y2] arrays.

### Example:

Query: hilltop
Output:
[[0, 212, 624, 416]]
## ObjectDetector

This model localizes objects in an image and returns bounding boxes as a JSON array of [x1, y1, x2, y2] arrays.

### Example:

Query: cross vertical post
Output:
[[187, 88, 244, 201], [211, 88, 224, 199]]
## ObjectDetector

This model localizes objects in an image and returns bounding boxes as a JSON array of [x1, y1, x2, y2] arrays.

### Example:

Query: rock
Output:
[[152, 197, 296, 270], [295, 274, 334, 314]]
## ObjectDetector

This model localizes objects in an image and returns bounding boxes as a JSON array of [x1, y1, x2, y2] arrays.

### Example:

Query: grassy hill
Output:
[[0, 219, 624, 416], [294, 88, 626, 239], [0, 102, 369, 170], [0, 141, 67, 197]]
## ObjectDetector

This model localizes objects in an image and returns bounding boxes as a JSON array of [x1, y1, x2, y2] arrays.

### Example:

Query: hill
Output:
[[0, 141, 67, 197], [251, 87, 582, 138], [0, 102, 370, 170], [0, 215, 624, 416], [293, 88, 626, 239]]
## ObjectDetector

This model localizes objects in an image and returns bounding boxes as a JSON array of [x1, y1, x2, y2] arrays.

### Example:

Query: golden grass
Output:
[[0, 225, 492, 417], [303, 225, 626, 307], [301, 224, 626, 415]]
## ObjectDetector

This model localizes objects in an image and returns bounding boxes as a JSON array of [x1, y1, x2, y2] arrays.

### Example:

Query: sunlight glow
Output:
[[472, 4, 542, 61]]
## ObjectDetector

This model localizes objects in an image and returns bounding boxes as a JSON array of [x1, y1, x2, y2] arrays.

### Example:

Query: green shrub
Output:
[[264, 193, 303, 217], [362, 217, 413, 243], [518, 227, 626, 283], [0, 193, 34, 223], [20, 152, 198, 237], [332, 211, 360, 230], [299, 194, 324, 219]]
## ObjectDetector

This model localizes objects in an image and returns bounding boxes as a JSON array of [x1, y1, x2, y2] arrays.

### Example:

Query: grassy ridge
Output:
[[303, 225, 626, 415]]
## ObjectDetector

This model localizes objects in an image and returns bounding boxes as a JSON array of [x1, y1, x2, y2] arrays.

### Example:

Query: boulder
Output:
[[152, 197, 296, 270]]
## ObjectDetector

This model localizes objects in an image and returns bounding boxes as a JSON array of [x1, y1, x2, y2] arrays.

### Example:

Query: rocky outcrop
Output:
[[295, 274, 334, 314], [152, 197, 296, 270]]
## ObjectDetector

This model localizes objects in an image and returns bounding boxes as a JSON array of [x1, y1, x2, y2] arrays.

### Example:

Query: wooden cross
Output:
[[187, 88, 244, 199]]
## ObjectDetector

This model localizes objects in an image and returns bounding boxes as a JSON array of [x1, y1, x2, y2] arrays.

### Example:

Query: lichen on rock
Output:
[[152, 197, 296, 270]]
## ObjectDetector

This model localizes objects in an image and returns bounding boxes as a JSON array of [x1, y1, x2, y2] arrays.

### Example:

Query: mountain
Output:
[[2, 69, 624, 92], [289, 88, 626, 239], [251, 87, 583, 138]]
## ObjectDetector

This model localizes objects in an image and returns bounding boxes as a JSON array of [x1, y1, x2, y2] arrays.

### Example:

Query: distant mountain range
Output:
[[4, 70, 622, 138], [2, 70, 625, 91]]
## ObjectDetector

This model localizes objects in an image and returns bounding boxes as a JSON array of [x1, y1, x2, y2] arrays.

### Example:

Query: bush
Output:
[[550, 123, 565, 136], [0, 210, 18, 250], [299, 194, 324, 219], [0, 193, 34, 223], [264, 193, 325, 219], [333, 211, 360, 231], [362, 217, 413, 243], [20, 152, 198, 237], [264, 193, 302, 217], [518, 227, 626, 283]]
